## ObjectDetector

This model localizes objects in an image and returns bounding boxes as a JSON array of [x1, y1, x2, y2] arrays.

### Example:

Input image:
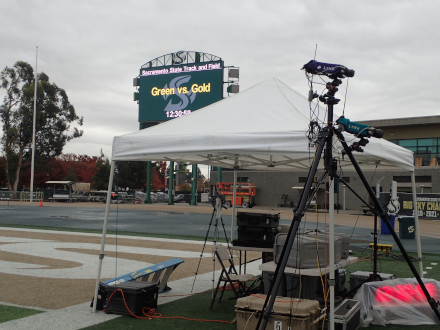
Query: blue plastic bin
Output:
[[380, 215, 395, 235]]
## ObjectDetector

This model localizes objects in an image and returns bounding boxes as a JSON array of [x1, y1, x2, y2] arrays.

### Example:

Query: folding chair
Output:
[[210, 244, 254, 309]]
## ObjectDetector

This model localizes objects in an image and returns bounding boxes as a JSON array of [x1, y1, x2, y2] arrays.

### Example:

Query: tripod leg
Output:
[[257, 128, 330, 330], [219, 216, 232, 254], [335, 130, 440, 321], [191, 208, 216, 293]]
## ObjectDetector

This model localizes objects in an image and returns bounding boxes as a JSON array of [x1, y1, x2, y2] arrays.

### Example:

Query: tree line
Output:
[[0, 60, 209, 193], [0, 61, 83, 191], [0, 154, 209, 192], [0, 153, 166, 191]]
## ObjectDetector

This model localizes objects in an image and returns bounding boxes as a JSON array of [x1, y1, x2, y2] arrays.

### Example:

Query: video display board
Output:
[[138, 60, 223, 122]]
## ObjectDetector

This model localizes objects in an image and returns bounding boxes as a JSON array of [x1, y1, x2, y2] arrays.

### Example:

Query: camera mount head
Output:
[[318, 78, 344, 105]]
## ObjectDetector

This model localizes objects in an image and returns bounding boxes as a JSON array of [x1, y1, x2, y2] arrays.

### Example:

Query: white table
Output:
[[230, 245, 273, 274]]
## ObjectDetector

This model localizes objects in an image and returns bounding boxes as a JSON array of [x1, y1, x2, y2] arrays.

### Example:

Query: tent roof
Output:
[[112, 78, 414, 172]]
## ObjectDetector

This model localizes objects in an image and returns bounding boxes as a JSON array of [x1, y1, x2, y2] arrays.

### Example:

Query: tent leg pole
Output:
[[329, 177, 335, 330], [231, 165, 238, 241], [93, 160, 115, 313], [411, 171, 424, 277]]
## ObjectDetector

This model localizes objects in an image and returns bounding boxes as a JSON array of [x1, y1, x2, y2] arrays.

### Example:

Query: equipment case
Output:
[[274, 233, 342, 269], [262, 271, 287, 296], [349, 271, 394, 292], [105, 281, 158, 316], [237, 212, 280, 228], [235, 294, 321, 330], [91, 283, 108, 310], [334, 299, 361, 330], [335, 232, 351, 259], [237, 226, 278, 242], [235, 226, 279, 248]]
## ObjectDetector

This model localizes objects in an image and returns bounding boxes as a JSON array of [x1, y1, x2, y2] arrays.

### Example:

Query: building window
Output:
[[299, 177, 350, 183], [398, 139, 417, 147], [389, 138, 439, 166], [393, 176, 431, 183]]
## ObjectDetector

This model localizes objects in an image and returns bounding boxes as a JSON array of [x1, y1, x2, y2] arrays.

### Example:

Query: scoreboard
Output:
[[136, 52, 224, 124]]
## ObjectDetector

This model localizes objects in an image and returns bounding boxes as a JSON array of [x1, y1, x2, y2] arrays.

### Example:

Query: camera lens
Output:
[[344, 68, 355, 77], [373, 129, 384, 139]]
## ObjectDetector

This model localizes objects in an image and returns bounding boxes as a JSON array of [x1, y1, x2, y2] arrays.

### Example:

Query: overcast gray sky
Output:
[[1, 0, 439, 160]]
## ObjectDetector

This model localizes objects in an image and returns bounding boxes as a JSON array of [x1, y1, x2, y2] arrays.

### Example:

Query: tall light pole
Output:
[[30, 46, 38, 202]]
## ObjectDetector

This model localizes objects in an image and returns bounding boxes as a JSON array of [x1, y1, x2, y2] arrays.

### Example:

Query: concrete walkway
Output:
[[0, 257, 261, 330]]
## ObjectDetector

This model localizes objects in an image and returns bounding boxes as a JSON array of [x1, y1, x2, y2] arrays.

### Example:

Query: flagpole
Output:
[[30, 46, 38, 202]]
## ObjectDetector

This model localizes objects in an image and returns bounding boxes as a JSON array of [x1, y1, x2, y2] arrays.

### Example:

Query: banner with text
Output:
[[398, 193, 440, 220]]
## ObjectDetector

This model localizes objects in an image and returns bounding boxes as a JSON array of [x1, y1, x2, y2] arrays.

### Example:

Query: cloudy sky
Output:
[[1, 0, 439, 160]]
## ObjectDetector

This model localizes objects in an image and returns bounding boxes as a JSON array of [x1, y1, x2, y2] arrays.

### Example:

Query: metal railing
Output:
[[0, 191, 44, 202]]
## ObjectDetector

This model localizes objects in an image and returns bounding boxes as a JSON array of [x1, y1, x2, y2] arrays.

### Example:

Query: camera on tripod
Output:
[[302, 60, 355, 79], [211, 193, 227, 209], [336, 116, 384, 139]]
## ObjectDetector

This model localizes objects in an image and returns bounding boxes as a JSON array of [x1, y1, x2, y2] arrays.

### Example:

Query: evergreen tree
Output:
[[0, 61, 83, 191], [91, 152, 110, 190]]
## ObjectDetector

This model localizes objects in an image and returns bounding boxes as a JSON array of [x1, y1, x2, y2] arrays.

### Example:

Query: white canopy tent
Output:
[[93, 78, 422, 329], [111, 78, 414, 172]]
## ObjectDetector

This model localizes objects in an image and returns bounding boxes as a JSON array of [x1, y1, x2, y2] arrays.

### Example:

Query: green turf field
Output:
[[81, 250, 440, 330], [0, 305, 43, 323]]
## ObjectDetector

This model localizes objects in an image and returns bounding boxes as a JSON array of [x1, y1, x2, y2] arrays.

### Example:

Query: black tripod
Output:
[[191, 195, 231, 294], [256, 78, 440, 330]]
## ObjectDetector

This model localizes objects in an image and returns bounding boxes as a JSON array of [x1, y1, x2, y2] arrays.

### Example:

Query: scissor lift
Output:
[[216, 182, 257, 208]]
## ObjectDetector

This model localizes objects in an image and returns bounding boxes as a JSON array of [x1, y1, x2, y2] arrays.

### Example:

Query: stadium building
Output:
[[210, 115, 440, 210]]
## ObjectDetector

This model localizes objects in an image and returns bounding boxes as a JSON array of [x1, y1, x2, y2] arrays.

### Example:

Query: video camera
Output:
[[211, 193, 227, 209], [302, 60, 355, 79], [337, 116, 384, 139]]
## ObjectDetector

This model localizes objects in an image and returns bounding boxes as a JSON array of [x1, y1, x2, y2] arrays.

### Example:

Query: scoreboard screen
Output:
[[138, 60, 223, 122]]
